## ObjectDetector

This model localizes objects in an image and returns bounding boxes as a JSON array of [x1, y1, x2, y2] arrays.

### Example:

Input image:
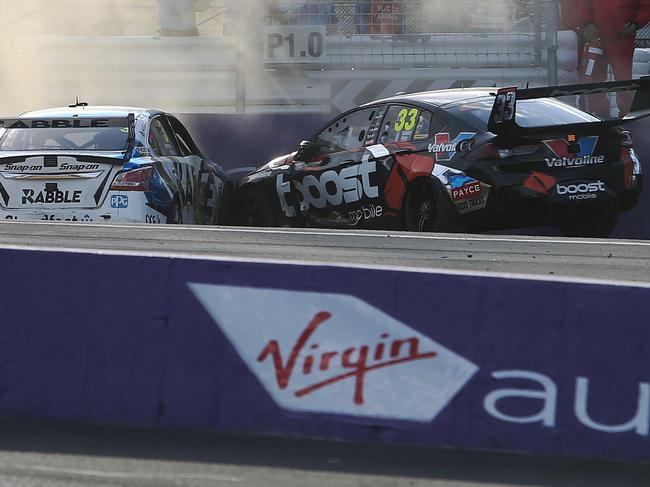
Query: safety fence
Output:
[[0, 246, 648, 462], [0, 1, 557, 115], [263, 0, 540, 35]]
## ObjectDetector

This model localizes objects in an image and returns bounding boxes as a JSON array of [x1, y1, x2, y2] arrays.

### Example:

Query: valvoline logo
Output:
[[544, 136, 604, 168], [189, 284, 478, 422], [428, 132, 476, 162]]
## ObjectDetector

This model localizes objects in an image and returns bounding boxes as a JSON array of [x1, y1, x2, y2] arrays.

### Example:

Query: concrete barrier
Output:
[[1, 246, 649, 461]]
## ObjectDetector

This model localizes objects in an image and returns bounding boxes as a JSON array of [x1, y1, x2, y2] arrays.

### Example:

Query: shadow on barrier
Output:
[[0, 419, 647, 487]]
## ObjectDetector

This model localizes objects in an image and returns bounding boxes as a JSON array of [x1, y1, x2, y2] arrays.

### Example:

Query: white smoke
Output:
[[0, 0, 525, 115]]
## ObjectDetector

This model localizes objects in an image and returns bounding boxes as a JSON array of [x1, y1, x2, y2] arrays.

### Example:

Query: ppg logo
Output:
[[110, 195, 129, 209]]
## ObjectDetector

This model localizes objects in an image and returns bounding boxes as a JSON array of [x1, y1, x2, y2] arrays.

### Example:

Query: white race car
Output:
[[0, 103, 231, 224]]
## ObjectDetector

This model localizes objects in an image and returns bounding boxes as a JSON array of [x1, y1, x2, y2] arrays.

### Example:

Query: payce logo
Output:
[[189, 284, 478, 421]]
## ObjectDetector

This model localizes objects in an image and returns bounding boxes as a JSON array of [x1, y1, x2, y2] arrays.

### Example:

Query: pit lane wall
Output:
[[1, 247, 649, 462]]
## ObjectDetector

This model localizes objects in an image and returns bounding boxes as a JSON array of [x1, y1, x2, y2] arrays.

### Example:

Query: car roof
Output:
[[364, 88, 496, 109], [18, 106, 151, 119]]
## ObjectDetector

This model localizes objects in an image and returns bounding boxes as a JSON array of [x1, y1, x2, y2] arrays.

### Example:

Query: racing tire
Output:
[[235, 188, 276, 227], [560, 211, 618, 238], [402, 177, 463, 233], [215, 183, 233, 226]]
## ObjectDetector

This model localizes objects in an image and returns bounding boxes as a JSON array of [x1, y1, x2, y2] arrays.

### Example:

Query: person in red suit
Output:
[[560, 0, 650, 117]]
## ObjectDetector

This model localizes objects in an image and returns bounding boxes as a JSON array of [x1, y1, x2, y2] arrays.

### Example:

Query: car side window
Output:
[[379, 106, 442, 144], [314, 108, 379, 155], [167, 116, 202, 157], [148, 117, 181, 157]]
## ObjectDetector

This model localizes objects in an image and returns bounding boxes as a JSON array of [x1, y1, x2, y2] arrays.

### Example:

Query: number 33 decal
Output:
[[394, 108, 419, 132]]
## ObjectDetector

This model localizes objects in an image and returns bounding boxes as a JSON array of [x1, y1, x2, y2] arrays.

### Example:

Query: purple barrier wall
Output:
[[1, 247, 649, 461], [179, 114, 650, 239]]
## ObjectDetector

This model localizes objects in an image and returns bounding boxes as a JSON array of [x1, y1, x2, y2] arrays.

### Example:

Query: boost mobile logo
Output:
[[189, 284, 478, 421], [276, 159, 378, 218]]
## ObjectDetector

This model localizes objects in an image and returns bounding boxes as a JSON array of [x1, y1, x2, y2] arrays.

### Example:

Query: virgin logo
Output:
[[257, 311, 437, 405], [189, 284, 478, 422]]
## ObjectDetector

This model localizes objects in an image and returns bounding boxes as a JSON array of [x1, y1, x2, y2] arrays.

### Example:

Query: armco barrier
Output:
[[1, 247, 649, 461]]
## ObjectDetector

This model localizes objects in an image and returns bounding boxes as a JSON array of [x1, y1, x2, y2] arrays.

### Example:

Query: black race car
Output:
[[234, 79, 649, 237]]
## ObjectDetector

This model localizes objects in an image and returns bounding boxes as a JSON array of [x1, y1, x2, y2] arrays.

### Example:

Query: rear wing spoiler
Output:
[[487, 77, 650, 137], [0, 115, 136, 141]]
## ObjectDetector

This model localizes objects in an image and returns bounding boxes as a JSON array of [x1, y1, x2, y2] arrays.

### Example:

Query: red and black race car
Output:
[[234, 78, 649, 237]]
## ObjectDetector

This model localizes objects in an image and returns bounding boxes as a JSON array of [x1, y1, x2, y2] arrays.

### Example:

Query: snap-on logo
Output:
[[188, 284, 478, 421]]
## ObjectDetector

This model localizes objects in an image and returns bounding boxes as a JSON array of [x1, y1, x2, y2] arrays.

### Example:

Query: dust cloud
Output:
[[0, 0, 525, 115]]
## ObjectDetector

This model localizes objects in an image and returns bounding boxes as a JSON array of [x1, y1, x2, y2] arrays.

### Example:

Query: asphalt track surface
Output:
[[1, 220, 650, 283], [1, 220, 650, 486]]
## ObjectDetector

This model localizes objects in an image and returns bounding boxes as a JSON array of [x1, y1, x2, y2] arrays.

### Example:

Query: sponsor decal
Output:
[[544, 136, 605, 168], [348, 204, 383, 222], [135, 146, 151, 156], [451, 182, 482, 202], [556, 180, 606, 200], [41, 214, 93, 222], [428, 132, 476, 162], [189, 285, 478, 421], [433, 167, 489, 213], [3, 163, 100, 173], [188, 284, 650, 438], [365, 144, 390, 159], [549, 82, 642, 98], [524, 172, 557, 194], [0, 118, 116, 129], [22, 189, 82, 205], [110, 195, 129, 209], [456, 196, 486, 212], [245, 170, 273, 183], [277, 159, 379, 217], [59, 163, 100, 172], [485, 371, 650, 437], [145, 214, 162, 224], [3, 164, 42, 173]]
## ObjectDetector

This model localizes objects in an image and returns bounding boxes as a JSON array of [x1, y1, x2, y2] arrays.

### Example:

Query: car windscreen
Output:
[[0, 127, 129, 151], [447, 97, 600, 131]]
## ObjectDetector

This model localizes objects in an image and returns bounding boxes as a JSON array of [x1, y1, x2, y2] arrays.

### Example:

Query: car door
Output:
[[166, 115, 224, 225], [290, 105, 389, 224], [147, 115, 188, 222]]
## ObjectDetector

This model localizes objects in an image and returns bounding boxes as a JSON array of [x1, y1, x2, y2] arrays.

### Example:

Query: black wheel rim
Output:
[[409, 181, 439, 232]]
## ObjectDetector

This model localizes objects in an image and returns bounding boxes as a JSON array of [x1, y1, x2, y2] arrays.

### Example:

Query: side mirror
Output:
[[296, 140, 320, 160]]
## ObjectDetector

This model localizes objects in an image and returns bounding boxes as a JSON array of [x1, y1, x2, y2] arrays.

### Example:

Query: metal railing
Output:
[[262, 0, 543, 35], [0, 1, 559, 115]]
